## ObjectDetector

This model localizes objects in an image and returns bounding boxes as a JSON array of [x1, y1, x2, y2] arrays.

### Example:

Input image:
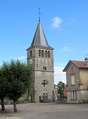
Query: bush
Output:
[[16, 100, 23, 104]]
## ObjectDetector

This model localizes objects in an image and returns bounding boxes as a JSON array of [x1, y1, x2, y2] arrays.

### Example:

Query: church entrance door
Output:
[[39, 96, 41, 102]]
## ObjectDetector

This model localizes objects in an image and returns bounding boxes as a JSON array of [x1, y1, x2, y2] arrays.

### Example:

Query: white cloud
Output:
[[52, 17, 62, 28], [65, 17, 76, 25], [59, 64, 64, 66], [22, 46, 26, 49], [14, 56, 26, 60], [54, 66, 66, 84], [58, 47, 73, 53], [63, 47, 73, 51], [72, 19, 76, 21]]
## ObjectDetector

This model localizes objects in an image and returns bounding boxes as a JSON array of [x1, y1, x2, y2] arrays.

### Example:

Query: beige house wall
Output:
[[79, 69, 88, 102], [81, 90, 88, 101], [79, 69, 88, 90], [67, 90, 81, 103], [66, 63, 80, 90], [66, 62, 88, 103]]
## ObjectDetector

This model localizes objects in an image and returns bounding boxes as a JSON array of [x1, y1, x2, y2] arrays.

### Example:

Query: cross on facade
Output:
[[37, 7, 42, 21], [42, 80, 47, 87]]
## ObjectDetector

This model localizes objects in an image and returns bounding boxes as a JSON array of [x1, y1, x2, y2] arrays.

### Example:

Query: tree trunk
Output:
[[27, 89, 30, 100], [1, 97, 5, 111], [13, 101, 17, 112]]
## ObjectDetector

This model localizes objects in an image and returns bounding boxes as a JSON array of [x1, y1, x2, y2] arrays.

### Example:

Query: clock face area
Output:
[[30, 59, 32, 64]]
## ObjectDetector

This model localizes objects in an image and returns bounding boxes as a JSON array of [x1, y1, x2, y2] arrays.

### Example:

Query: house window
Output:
[[30, 51, 32, 57], [45, 51, 47, 57], [43, 66, 46, 70], [42, 50, 44, 57], [71, 90, 77, 99], [39, 50, 41, 57], [71, 75, 75, 85], [48, 51, 50, 58]]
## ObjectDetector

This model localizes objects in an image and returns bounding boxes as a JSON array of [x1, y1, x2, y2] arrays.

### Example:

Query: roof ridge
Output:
[[63, 60, 88, 72], [71, 60, 85, 62]]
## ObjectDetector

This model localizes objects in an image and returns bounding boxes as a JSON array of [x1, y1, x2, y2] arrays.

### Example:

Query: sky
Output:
[[0, 0, 88, 84]]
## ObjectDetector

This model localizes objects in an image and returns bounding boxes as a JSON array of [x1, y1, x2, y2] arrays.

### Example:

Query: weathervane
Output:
[[37, 7, 42, 21]]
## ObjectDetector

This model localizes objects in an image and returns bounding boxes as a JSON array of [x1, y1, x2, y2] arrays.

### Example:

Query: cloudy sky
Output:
[[0, 0, 88, 84]]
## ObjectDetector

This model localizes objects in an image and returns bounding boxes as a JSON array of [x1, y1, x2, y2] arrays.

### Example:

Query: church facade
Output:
[[26, 20, 54, 102]]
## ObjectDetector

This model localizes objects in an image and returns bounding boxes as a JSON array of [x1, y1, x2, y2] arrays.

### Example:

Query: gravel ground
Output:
[[0, 103, 88, 119]]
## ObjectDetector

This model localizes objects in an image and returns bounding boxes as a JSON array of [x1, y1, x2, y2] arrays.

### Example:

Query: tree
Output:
[[7, 60, 33, 112], [58, 81, 66, 96], [0, 62, 9, 111]]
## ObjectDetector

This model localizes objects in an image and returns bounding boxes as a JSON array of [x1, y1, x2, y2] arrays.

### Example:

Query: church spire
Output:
[[31, 21, 53, 49], [29, 9, 53, 49]]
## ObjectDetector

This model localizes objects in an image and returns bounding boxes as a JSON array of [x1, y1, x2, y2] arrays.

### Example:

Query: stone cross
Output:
[[37, 7, 42, 21]]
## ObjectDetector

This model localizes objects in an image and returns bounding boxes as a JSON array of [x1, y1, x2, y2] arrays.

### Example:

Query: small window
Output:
[[71, 76, 75, 85], [43, 66, 46, 70], [48, 51, 50, 58], [42, 50, 44, 57], [39, 50, 41, 57], [71, 90, 76, 99], [30, 51, 32, 57], [45, 51, 47, 57]]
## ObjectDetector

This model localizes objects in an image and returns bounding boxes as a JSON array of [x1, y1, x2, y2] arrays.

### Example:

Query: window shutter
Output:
[[71, 76, 75, 85]]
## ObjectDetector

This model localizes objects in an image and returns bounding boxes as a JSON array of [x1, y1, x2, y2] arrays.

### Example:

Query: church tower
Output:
[[27, 20, 54, 102]]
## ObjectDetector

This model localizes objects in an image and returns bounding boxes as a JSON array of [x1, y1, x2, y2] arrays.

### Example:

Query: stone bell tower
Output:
[[26, 20, 54, 102]]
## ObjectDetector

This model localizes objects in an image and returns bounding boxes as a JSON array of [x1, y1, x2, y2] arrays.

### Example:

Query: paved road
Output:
[[0, 103, 88, 119]]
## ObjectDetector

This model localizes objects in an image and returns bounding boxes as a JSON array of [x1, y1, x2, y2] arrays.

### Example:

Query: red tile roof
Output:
[[63, 60, 88, 71], [71, 60, 87, 68]]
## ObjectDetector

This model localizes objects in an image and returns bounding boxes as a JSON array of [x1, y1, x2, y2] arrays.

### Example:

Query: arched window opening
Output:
[[48, 51, 50, 58], [39, 50, 41, 57], [30, 50, 32, 57], [45, 51, 47, 57], [42, 50, 44, 57]]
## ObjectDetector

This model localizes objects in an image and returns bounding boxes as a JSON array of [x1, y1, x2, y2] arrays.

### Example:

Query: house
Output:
[[63, 57, 88, 103]]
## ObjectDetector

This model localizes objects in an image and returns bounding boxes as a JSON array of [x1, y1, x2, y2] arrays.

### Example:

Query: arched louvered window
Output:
[[39, 50, 41, 57], [30, 50, 32, 57], [45, 51, 47, 57], [42, 50, 44, 57], [48, 51, 50, 58]]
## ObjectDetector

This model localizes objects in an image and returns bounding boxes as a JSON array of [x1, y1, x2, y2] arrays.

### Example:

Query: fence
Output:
[[57, 95, 67, 101], [42, 95, 55, 102]]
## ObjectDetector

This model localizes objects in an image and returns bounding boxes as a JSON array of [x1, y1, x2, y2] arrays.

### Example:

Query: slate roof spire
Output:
[[31, 21, 53, 49]]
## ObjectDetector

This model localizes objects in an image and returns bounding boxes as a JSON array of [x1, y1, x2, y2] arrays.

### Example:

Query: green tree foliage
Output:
[[0, 62, 9, 111], [58, 81, 66, 96], [7, 60, 33, 112], [0, 60, 33, 112]]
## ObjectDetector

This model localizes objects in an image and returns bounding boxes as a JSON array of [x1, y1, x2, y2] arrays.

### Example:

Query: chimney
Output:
[[85, 57, 88, 66]]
